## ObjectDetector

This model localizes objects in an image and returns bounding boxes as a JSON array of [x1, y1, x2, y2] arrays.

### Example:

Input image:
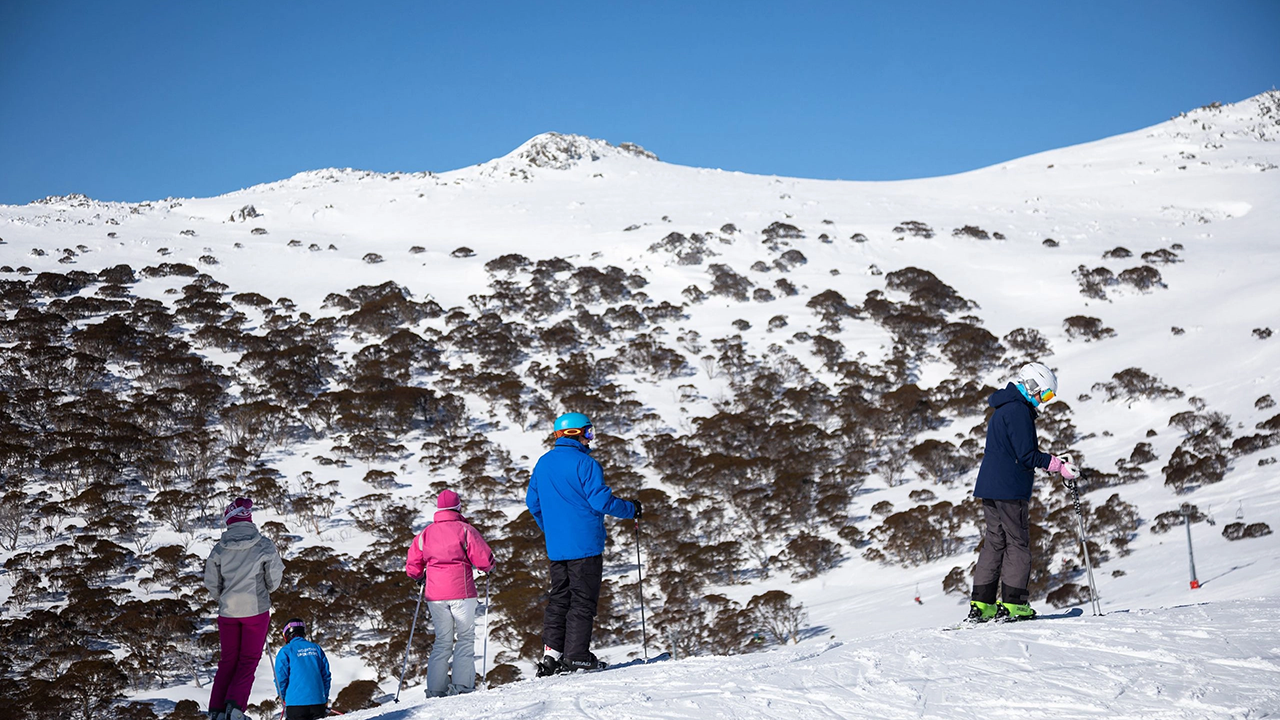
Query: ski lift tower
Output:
[[1181, 503, 1200, 590]]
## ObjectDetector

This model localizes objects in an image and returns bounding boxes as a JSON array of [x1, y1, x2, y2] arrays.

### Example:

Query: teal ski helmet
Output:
[[554, 412, 593, 441]]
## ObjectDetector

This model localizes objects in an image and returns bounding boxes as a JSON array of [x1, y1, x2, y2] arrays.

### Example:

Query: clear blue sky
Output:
[[1, 1, 1277, 204]]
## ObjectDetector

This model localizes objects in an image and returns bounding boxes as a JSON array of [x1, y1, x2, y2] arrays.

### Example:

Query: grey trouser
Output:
[[971, 498, 1031, 605]]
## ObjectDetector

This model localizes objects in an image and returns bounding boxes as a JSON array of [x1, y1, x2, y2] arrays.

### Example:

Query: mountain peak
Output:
[[505, 132, 659, 169]]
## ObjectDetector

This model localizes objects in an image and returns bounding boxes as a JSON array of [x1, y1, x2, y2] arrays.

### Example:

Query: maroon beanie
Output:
[[224, 497, 253, 525], [437, 490, 461, 511]]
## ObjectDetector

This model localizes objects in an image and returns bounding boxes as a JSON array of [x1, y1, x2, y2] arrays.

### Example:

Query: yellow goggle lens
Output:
[[1040, 389, 1055, 403]]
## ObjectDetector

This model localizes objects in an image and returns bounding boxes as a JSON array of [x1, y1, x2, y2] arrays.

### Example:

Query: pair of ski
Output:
[[942, 607, 1084, 631], [539, 652, 673, 677]]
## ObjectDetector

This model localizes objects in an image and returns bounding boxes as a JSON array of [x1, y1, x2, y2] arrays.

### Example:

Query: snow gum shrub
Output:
[[1118, 265, 1165, 291], [450, 246, 475, 257], [1063, 315, 1117, 342], [484, 253, 531, 274], [361, 252, 384, 264], [1090, 494, 1140, 556], [1254, 327, 1274, 340], [941, 324, 1004, 375], [892, 221, 934, 238], [1042, 238, 1059, 247], [571, 265, 646, 304], [649, 231, 715, 265], [1142, 248, 1181, 264], [747, 590, 807, 645], [1222, 522, 1273, 540], [1072, 265, 1118, 300], [1161, 410, 1232, 492], [1091, 368, 1183, 401], [775, 249, 807, 270], [952, 225, 991, 240], [772, 533, 845, 580], [942, 565, 970, 596], [1102, 246, 1133, 259], [141, 262, 200, 278], [332, 680, 382, 713], [1046, 582, 1093, 608], [343, 281, 440, 337], [706, 263, 753, 301], [909, 439, 976, 485], [97, 263, 136, 284], [761, 221, 804, 242], [611, 332, 690, 378], [31, 270, 97, 297], [869, 501, 971, 566], [1256, 395, 1277, 410], [884, 267, 973, 315], [1003, 327, 1053, 362], [1149, 505, 1208, 534], [806, 289, 856, 331]]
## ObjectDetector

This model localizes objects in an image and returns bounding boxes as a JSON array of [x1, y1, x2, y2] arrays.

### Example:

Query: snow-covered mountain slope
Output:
[[342, 599, 1280, 720], [2, 91, 1278, 716]]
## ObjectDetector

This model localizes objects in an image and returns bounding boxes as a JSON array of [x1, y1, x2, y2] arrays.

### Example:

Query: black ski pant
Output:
[[971, 498, 1032, 605], [542, 554, 603, 662], [285, 704, 328, 720]]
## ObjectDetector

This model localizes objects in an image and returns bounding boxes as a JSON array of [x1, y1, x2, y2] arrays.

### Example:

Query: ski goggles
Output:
[[1023, 379, 1055, 404], [556, 426, 594, 441], [282, 621, 305, 638]]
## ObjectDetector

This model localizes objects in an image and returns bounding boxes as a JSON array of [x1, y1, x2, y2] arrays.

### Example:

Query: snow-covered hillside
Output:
[[1, 91, 1278, 719]]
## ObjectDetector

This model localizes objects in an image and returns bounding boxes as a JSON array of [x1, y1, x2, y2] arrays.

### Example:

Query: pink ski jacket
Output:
[[405, 510, 496, 601]]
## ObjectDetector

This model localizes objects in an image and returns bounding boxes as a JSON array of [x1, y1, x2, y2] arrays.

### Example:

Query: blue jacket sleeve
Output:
[[1007, 409, 1051, 470], [274, 647, 289, 698], [526, 472, 544, 530], [321, 647, 331, 699], [582, 459, 635, 518]]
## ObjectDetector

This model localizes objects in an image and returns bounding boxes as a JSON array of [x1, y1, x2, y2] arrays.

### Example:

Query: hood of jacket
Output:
[[217, 521, 263, 551], [990, 382, 1036, 416], [432, 509, 463, 524]]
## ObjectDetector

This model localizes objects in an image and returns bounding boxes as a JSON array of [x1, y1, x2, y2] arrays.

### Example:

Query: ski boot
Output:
[[995, 602, 1037, 622], [534, 654, 563, 678], [562, 653, 608, 672], [966, 601, 998, 623]]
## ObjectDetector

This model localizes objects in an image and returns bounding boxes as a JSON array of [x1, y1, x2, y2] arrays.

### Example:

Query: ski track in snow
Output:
[[338, 601, 1278, 720]]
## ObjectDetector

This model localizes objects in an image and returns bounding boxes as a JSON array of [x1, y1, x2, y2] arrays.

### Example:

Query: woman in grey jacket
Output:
[[204, 498, 285, 720]]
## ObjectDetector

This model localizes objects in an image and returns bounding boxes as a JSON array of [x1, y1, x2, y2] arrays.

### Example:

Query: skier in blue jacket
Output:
[[968, 362, 1077, 623], [273, 619, 331, 720], [527, 412, 639, 675]]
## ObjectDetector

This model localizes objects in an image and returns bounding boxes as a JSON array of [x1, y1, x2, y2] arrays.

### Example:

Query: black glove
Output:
[[632, 499, 643, 520], [412, 573, 425, 588]]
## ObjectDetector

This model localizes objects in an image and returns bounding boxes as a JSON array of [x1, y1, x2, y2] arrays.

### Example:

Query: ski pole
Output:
[[634, 519, 648, 660], [481, 572, 491, 690], [395, 582, 426, 703], [1066, 467, 1102, 616]]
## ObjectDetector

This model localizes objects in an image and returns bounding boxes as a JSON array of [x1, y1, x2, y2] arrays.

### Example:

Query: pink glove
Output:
[[1048, 455, 1077, 480]]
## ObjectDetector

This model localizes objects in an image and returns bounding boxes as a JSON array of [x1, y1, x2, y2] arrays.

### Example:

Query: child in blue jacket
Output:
[[274, 619, 332, 720]]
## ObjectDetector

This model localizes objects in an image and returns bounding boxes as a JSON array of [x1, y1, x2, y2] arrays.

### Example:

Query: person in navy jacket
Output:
[[273, 619, 331, 720], [526, 412, 639, 674], [968, 362, 1077, 623]]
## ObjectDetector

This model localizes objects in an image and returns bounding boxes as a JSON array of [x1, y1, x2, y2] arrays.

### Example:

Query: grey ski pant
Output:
[[971, 498, 1032, 605]]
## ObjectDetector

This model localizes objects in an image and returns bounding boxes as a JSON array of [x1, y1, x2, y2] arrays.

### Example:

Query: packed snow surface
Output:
[[342, 600, 1279, 720]]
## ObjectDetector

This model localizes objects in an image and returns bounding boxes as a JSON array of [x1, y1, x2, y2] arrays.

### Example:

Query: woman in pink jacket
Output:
[[405, 490, 496, 697]]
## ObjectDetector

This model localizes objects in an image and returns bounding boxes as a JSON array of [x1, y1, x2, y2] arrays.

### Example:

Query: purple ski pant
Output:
[[210, 611, 270, 714]]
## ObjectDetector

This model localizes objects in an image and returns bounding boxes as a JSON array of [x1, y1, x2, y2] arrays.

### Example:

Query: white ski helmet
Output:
[[1018, 362, 1058, 406]]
